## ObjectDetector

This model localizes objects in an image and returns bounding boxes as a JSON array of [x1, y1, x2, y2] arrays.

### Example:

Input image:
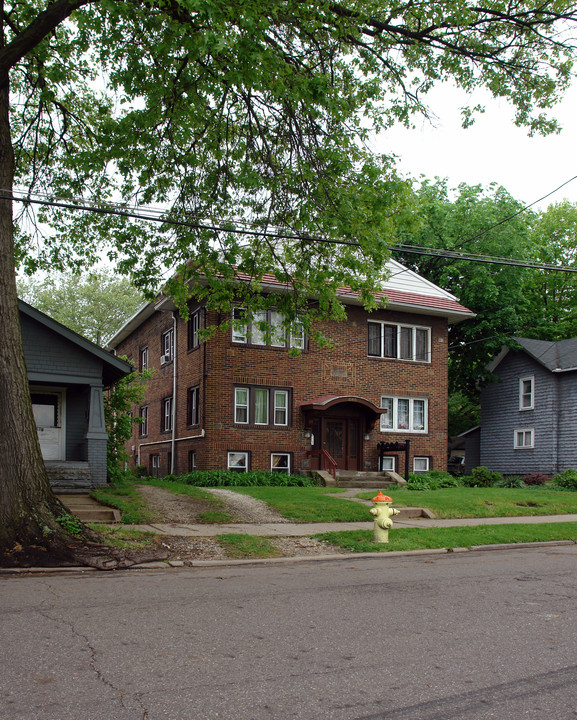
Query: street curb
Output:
[[1, 540, 574, 574]]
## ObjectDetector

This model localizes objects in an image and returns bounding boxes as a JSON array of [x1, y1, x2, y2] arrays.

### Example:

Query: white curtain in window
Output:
[[254, 388, 269, 424]]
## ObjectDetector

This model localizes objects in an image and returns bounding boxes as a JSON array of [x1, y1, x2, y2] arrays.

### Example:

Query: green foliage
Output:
[[553, 469, 577, 491], [104, 366, 154, 475], [406, 470, 461, 490], [150, 470, 322, 487], [216, 534, 282, 559], [231, 487, 369, 522], [55, 513, 84, 537], [463, 466, 504, 487], [522, 202, 577, 341], [395, 180, 536, 403], [496, 475, 526, 488], [17, 270, 145, 345], [9, 0, 577, 330], [316, 522, 577, 553], [91, 472, 155, 524]]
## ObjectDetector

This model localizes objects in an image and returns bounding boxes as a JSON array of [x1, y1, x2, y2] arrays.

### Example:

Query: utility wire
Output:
[[4, 183, 577, 273]]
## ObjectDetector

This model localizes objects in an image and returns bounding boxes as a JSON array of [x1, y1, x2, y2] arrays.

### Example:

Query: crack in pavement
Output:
[[35, 579, 150, 720]]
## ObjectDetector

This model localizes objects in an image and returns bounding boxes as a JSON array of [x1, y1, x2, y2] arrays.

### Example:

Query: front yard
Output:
[[90, 477, 577, 560]]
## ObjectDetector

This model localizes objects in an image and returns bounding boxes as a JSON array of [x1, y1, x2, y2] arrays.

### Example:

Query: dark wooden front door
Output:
[[323, 417, 361, 471]]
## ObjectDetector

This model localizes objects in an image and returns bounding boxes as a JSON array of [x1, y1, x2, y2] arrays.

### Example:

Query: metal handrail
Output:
[[319, 448, 337, 479]]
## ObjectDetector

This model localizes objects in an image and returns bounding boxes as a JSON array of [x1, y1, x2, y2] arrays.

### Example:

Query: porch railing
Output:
[[308, 449, 337, 480]]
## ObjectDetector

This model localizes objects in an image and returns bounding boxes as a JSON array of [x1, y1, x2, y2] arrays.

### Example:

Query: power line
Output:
[[5, 187, 577, 273]]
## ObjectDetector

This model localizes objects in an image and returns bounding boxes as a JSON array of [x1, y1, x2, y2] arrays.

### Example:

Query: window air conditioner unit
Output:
[[160, 354, 169, 365]]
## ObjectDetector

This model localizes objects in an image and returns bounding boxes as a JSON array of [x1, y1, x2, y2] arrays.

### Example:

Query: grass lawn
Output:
[[216, 534, 283, 559], [315, 522, 577, 553], [229, 486, 369, 522], [356, 486, 577, 519]]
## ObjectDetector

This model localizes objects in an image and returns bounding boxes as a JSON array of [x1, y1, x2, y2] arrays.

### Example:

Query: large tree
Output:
[[521, 200, 577, 340], [17, 270, 145, 344], [1, 0, 576, 565]]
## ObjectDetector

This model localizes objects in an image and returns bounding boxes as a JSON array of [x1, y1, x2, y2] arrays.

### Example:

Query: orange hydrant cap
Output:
[[372, 491, 393, 502]]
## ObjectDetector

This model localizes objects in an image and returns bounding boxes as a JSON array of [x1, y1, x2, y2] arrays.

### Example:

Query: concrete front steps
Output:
[[334, 470, 406, 489], [56, 493, 121, 524]]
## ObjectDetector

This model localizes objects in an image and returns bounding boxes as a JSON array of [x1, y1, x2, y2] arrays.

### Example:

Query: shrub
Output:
[[406, 478, 431, 491], [143, 470, 322, 487], [523, 472, 548, 486], [553, 469, 577, 491], [496, 475, 526, 488], [463, 466, 503, 487]]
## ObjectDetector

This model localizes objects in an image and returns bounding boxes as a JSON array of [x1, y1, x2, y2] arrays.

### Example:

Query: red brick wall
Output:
[[116, 303, 449, 476]]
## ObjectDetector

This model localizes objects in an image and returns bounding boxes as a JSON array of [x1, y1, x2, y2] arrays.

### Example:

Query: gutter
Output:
[[137, 430, 206, 466]]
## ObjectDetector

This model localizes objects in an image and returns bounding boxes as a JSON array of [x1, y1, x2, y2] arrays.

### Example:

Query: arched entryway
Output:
[[299, 395, 381, 472]]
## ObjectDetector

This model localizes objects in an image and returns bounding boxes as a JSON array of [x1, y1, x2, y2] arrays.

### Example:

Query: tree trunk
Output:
[[0, 71, 75, 566]]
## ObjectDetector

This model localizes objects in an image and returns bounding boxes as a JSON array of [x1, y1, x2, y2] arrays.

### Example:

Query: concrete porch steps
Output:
[[334, 470, 405, 489], [56, 494, 121, 524]]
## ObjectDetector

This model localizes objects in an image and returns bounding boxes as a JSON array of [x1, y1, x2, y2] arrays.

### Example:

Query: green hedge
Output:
[[141, 470, 322, 487]]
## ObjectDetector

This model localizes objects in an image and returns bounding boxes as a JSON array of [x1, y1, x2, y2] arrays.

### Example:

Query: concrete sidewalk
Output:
[[127, 513, 577, 537]]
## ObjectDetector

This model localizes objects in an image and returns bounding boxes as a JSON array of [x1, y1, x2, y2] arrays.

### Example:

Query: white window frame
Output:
[[187, 386, 200, 426], [234, 388, 249, 424], [231, 307, 305, 350], [380, 396, 428, 433], [139, 406, 149, 437], [162, 397, 173, 432], [271, 452, 291, 473], [519, 376, 534, 410], [139, 346, 148, 371], [380, 456, 396, 472], [228, 451, 249, 472], [514, 428, 534, 449], [368, 321, 431, 363], [234, 386, 291, 427], [188, 308, 202, 350], [273, 390, 289, 426], [161, 327, 174, 363], [413, 457, 430, 473]]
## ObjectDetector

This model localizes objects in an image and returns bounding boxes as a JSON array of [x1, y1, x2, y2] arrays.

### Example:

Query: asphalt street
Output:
[[2, 545, 577, 719]]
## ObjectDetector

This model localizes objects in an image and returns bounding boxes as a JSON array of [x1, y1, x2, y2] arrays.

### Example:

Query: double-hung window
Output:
[[139, 346, 148, 372], [514, 428, 534, 449], [232, 307, 305, 350], [188, 308, 202, 350], [413, 457, 430, 473], [187, 386, 200, 426], [162, 396, 173, 432], [234, 386, 290, 427], [228, 451, 249, 472], [139, 406, 149, 437], [519, 376, 534, 410], [271, 453, 291, 473], [368, 322, 430, 362], [380, 396, 428, 433], [161, 327, 174, 364]]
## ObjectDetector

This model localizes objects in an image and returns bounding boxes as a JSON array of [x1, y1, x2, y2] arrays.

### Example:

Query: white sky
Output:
[[373, 82, 577, 211]]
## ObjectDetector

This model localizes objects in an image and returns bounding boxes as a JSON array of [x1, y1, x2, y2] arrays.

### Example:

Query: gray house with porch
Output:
[[479, 336, 577, 475], [20, 300, 133, 490]]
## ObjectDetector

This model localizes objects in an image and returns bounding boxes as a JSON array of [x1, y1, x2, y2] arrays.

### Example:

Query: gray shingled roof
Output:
[[513, 336, 577, 372]]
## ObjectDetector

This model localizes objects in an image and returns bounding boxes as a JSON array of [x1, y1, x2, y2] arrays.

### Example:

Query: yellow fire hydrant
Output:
[[370, 491, 399, 543]]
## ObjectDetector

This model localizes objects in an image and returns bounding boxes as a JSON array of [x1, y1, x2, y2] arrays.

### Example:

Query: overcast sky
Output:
[[372, 81, 577, 211]]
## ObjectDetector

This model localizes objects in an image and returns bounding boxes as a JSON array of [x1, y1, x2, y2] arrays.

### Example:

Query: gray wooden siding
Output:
[[21, 313, 103, 380], [480, 351, 558, 474], [556, 372, 577, 470]]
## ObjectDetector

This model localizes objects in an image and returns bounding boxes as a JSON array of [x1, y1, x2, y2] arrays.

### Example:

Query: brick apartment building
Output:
[[107, 260, 473, 478]]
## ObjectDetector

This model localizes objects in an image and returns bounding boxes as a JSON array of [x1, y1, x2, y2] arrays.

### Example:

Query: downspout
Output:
[[553, 373, 559, 474], [170, 312, 177, 474]]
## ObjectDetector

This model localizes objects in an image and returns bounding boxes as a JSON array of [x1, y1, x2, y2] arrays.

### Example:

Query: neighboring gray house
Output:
[[479, 336, 577, 475], [20, 300, 133, 490]]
